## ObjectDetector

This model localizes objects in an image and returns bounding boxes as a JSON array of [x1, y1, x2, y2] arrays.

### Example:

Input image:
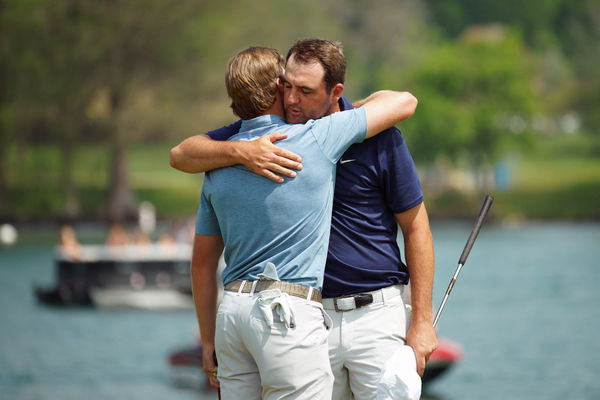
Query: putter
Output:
[[433, 194, 494, 328]]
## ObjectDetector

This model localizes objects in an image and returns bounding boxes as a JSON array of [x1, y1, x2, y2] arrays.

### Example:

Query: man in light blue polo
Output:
[[191, 45, 417, 400]]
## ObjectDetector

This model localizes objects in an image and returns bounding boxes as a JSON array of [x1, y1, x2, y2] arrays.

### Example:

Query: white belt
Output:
[[322, 285, 404, 312]]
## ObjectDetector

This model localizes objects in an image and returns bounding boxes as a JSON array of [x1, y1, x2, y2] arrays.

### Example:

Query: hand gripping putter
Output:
[[433, 195, 494, 328]]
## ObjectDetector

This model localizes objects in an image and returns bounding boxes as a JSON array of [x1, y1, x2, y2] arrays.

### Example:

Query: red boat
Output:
[[168, 338, 463, 390], [421, 338, 464, 384]]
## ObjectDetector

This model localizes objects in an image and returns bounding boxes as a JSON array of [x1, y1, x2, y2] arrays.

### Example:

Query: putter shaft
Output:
[[433, 263, 463, 328], [432, 195, 493, 328]]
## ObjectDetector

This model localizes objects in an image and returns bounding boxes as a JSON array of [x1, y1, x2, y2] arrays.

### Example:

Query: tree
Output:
[[423, 0, 566, 45], [556, 0, 600, 138], [387, 29, 537, 176], [323, 0, 430, 98], [3, 0, 207, 221]]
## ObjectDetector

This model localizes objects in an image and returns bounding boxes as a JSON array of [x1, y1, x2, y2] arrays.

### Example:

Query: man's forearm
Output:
[[193, 263, 219, 347], [170, 134, 242, 174], [191, 235, 223, 347], [396, 203, 435, 324], [170, 132, 303, 182], [361, 90, 418, 138], [406, 243, 433, 323], [405, 225, 434, 325]]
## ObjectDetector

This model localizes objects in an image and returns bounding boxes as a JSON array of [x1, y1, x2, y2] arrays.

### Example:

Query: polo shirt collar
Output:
[[339, 96, 354, 111], [241, 114, 286, 131]]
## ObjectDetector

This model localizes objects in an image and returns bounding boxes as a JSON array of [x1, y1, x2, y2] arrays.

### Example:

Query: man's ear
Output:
[[331, 83, 344, 102]]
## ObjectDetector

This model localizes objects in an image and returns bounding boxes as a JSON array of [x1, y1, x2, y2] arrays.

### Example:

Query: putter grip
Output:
[[458, 195, 494, 265]]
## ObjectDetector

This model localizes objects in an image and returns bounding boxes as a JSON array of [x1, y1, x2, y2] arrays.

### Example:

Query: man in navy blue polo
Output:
[[171, 39, 437, 400]]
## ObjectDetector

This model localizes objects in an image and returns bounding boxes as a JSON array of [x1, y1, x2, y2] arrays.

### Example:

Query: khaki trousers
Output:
[[215, 291, 333, 400]]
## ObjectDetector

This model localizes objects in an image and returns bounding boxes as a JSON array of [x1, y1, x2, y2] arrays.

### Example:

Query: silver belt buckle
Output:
[[333, 293, 373, 312]]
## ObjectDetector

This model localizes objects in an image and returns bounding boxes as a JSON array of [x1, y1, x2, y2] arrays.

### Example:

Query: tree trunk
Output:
[[0, 145, 7, 217], [0, 111, 14, 218], [59, 130, 80, 219], [105, 90, 137, 223]]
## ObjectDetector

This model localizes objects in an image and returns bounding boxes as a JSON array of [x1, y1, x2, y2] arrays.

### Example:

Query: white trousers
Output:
[[215, 291, 333, 400], [324, 285, 410, 400]]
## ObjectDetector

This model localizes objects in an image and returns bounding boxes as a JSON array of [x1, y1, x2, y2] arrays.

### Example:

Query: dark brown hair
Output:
[[286, 39, 346, 93]]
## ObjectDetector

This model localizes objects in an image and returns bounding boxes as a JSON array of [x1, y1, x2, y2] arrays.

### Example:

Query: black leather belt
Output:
[[322, 285, 404, 312]]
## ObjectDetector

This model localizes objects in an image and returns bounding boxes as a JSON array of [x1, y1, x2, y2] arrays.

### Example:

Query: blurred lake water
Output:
[[1, 221, 599, 400]]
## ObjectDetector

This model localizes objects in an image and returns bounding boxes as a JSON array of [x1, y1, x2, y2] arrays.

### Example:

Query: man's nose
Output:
[[286, 88, 299, 105]]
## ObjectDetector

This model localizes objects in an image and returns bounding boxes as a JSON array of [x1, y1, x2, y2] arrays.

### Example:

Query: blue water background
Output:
[[1, 221, 599, 400]]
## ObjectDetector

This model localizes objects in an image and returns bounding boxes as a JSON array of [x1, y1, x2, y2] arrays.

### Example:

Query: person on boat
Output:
[[188, 44, 418, 399], [105, 223, 130, 246], [158, 218, 196, 245], [131, 228, 151, 245], [171, 38, 437, 400], [59, 224, 81, 261]]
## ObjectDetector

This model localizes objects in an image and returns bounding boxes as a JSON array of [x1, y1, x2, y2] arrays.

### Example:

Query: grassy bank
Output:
[[3, 135, 599, 221], [494, 135, 600, 220], [2, 143, 201, 220]]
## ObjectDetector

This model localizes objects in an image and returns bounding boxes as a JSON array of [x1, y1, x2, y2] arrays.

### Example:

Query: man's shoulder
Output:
[[232, 117, 294, 140], [309, 107, 365, 129], [340, 126, 409, 163], [362, 126, 404, 145], [206, 120, 243, 141], [339, 96, 354, 111]]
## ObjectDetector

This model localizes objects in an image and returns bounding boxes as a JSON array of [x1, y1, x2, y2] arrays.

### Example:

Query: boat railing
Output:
[[56, 243, 192, 262]]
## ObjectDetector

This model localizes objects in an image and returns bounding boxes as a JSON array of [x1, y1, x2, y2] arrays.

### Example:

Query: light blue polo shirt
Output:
[[196, 108, 367, 290]]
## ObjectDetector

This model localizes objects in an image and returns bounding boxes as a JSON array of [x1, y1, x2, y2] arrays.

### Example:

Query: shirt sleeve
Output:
[[378, 128, 424, 213], [312, 107, 367, 163], [195, 189, 221, 235], [206, 120, 243, 141]]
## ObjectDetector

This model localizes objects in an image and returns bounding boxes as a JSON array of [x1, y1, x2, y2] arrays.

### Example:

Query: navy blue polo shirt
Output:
[[204, 97, 423, 297]]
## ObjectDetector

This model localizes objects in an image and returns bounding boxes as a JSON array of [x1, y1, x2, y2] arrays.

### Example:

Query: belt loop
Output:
[[237, 280, 247, 294], [306, 287, 313, 301], [249, 280, 258, 295]]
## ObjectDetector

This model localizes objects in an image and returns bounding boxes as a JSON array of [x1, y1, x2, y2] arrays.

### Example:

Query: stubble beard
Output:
[[284, 97, 334, 124]]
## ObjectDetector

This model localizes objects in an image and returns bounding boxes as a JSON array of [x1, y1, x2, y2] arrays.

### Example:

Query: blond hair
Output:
[[226, 47, 285, 120]]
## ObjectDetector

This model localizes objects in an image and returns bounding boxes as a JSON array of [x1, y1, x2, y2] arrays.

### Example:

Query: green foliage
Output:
[[390, 32, 537, 166], [1, 0, 599, 220], [556, 0, 600, 135], [424, 0, 566, 44], [4, 139, 599, 220], [493, 182, 600, 220], [424, 0, 600, 135]]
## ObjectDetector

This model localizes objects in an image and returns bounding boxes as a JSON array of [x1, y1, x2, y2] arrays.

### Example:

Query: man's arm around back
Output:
[[361, 90, 418, 138], [170, 90, 417, 178], [170, 132, 303, 183]]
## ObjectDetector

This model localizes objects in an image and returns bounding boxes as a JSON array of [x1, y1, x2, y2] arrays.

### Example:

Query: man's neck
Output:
[[260, 94, 285, 118], [331, 100, 342, 114], [324, 98, 342, 116], [260, 110, 285, 118]]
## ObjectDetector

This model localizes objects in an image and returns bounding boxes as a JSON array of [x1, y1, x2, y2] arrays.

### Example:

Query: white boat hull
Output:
[[90, 288, 194, 310]]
